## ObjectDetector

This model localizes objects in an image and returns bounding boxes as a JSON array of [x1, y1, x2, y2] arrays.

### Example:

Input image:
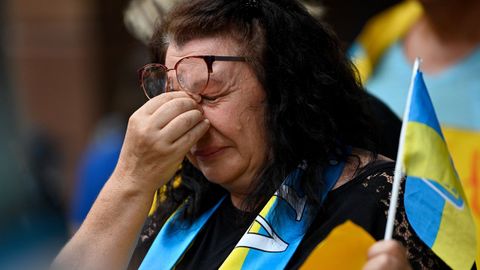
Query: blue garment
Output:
[[70, 117, 125, 227], [366, 41, 480, 130]]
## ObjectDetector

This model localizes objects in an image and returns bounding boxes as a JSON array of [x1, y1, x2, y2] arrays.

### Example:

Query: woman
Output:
[[54, 0, 447, 269]]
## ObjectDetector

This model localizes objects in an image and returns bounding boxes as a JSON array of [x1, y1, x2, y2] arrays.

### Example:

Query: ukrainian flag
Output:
[[402, 60, 476, 269]]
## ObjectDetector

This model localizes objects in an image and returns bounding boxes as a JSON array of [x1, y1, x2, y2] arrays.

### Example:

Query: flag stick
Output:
[[384, 58, 421, 240]]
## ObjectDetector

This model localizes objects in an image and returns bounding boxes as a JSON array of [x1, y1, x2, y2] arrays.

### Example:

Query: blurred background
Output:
[[0, 0, 400, 268]]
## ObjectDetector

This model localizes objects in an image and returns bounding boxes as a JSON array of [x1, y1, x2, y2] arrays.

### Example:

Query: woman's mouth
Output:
[[193, 147, 227, 160]]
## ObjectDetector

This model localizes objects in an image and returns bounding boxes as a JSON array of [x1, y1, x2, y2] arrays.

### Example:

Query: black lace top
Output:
[[130, 161, 451, 270]]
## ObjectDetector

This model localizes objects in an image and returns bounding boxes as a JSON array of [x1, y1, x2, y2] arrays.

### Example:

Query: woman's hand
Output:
[[363, 240, 412, 270], [113, 91, 209, 194], [52, 91, 209, 270]]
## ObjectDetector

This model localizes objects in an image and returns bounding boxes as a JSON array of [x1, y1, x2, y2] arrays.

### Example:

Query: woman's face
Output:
[[165, 36, 268, 196]]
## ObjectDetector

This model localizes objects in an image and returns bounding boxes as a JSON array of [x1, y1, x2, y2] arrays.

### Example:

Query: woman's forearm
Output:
[[52, 173, 154, 270]]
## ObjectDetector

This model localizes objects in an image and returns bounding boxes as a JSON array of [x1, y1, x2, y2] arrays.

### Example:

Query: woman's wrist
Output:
[[53, 170, 157, 270], [109, 167, 162, 199]]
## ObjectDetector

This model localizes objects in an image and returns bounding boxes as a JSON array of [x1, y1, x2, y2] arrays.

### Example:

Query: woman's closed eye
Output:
[[200, 94, 220, 102], [200, 78, 224, 102]]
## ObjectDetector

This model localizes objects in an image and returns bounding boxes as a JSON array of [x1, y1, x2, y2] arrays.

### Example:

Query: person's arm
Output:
[[53, 92, 209, 269], [53, 174, 154, 269]]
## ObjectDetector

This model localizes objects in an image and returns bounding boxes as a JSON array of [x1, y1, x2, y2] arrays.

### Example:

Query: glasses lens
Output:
[[142, 65, 168, 98], [176, 57, 209, 94]]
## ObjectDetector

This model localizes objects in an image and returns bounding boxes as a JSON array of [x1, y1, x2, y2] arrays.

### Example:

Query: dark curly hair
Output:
[[148, 0, 377, 225]]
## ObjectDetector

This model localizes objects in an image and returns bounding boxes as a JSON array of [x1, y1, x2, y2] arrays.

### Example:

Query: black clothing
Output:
[[365, 92, 402, 160], [131, 162, 449, 270], [176, 196, 256, 270]]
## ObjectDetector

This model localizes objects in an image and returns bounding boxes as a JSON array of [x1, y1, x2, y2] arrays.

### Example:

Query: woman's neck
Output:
[[230, 193, 247, 210], [404, 0, 480, 74]]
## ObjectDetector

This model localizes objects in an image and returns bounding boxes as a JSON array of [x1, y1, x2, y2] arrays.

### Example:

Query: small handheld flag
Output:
[[386, 58, 476, 270]]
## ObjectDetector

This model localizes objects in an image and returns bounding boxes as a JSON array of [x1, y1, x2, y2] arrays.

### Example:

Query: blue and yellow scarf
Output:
[[140, 160, 344, 269]]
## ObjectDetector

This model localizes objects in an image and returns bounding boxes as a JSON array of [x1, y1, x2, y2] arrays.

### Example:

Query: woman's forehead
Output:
[[165, 36, 242, 65]]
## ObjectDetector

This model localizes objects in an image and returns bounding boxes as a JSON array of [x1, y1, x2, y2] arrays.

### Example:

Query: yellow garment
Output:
[[352, 0, 422, 83], [444, 128, 480, 265], [300, 221, 375, 270]]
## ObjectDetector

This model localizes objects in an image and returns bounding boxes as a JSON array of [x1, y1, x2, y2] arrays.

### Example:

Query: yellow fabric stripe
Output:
[[250, 220, 262, 232], [403, 122, 466, 200], [220, 197, 277, 270], [352, 0, 422, 83], [148, 191, 158, 216], [433, 199, 476, 270], [218, 248, 248, 270], [404, 122, 476, 269]]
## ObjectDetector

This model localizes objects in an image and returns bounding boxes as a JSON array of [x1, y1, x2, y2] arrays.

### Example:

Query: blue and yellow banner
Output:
[[402, 65, 476, 270]]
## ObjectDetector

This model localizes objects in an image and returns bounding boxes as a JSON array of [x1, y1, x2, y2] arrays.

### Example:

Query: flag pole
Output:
[[384, 58, 421, 240]]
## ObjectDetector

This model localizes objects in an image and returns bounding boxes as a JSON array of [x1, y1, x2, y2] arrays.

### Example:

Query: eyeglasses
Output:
[[138, 55, 246, 99]]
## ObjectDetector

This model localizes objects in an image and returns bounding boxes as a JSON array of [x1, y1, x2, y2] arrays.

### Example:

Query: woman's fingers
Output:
[[150, 97, 201, 129], [140, 91, 193, 115], [172, 118, 210, 152], [116, 91, 208, 190], [367, 240, 408, 260], [363, 240, 412, 270], [161, 109, 205, 142]]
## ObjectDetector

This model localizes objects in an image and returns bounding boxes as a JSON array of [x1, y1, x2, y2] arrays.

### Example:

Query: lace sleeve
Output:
[[128, 212, 163, 270], [138, 211, 162, 247], [364, 170, 451, 270]]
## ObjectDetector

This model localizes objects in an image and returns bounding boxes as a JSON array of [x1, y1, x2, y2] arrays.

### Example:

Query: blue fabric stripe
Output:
[[257, 225, 270, 237], [139, 197, 225, 270], [407, 72, 444, 139], [322, 161, 344, 202], [240, 160, 345, 269], [404, 176, 445, 247], [239, 199, 302, 270]]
